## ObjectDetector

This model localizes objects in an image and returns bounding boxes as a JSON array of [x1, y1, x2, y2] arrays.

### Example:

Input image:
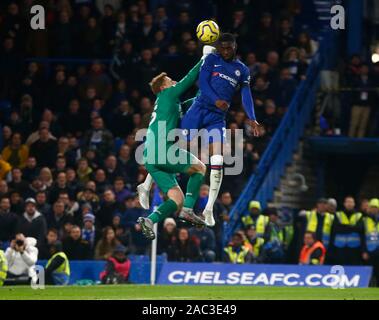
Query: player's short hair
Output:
[[218, 33, 236, 44], [150, 72, 167, 95]]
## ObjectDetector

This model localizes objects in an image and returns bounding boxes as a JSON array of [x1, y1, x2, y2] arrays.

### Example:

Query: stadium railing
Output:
[[223, 31, 335, 245]]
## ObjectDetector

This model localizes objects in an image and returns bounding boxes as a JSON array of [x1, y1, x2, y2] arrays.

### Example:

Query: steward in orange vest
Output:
[[299, 231, 326, 265]]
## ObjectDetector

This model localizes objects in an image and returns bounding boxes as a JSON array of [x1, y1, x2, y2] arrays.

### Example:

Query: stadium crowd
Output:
[[0, 0, 320, 284], [318, 53, 379, 138]]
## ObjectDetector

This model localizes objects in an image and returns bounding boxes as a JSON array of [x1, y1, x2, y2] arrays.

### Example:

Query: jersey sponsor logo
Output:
[[182, 129, 189, 136], [211, 72, 238, 87]]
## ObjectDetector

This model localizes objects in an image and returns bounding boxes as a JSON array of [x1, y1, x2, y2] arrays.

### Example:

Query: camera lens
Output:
[[16, 240, 24, 246]]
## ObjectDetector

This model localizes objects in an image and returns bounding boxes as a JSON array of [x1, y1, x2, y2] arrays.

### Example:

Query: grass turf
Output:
[[1, 285, 379, 300]]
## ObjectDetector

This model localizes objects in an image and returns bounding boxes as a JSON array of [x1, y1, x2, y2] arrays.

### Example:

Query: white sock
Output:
[[142, 173, 153, 190], [205, 155, 223, 212]]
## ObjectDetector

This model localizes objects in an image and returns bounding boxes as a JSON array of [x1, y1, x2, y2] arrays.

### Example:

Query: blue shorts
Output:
[[180, 100, 226, 144]]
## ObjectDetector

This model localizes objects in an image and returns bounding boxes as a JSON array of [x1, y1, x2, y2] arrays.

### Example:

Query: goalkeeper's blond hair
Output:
[[150, 72, 167, 95]]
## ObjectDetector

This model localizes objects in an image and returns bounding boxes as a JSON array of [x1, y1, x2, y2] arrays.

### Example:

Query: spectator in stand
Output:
[[189, 225, 216, 262], [109, 100, 134, 139], [167, 228, 201, 262], [83, 116, 114, 160], [4, 233, 38, 285], [22, 157, 38, 183], [81, 213, 98, 250], [299, 231, 326, 265], [275, 68, 297, 113], [100, 244, 131, 284], [1, 133, 29, 168], [348, 64, 374, 138], [46, 200, 73, 231], [104, 155, 123, 183], [329, 196, 365, 265], [117, 144, 139, 185], [8, 167, 29, 197], [94, 226, 119, 260], [253, 12, 277, 60], [244, 225, 265, 263], [29, 127, 58, 168], [362, 199, 379, 286], [0, 197, 18, 247], [277, 18, 295, 55], [38, 228, 59, 260], [158, 217, 177, 255], [113, 177, 131, 203], [10, 190, 24, 215], [261, 99, 281, 136], [63, 225, 92, 260], [35, 191, 50, 216], [296, 32, 318, 62], [97, 189, 120, 228], [223, 232, 253, 264], [44, 241, 70, 285], [17, 198, 47, 245]]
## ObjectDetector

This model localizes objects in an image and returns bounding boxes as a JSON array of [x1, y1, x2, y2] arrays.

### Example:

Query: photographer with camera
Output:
[[4, 233, 38, 285]]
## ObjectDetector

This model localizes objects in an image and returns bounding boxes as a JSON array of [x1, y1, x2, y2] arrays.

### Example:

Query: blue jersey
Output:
[[180, 53, 256, 144], [197, 53, 251, 107]]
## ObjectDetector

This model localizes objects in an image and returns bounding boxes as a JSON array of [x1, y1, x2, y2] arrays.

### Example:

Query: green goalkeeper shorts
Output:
[[144, 148, 197, 194]]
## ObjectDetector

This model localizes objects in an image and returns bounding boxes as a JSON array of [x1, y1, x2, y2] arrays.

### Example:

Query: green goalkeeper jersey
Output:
[[144, 59, 202, 162]]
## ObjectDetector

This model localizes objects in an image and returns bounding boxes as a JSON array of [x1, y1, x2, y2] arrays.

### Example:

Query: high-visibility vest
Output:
[[363, 216, 379, 252], [252, 237, 264, 257], [299, 241, 326, 265], [277, 225, 294, 248], [241, 214, 269, 236], [0, 250, 7, 286], [224, 246, 250, 264], [305, 210, 334, 247], [334, 211, 363, 248], [46, 252, 70, 276]]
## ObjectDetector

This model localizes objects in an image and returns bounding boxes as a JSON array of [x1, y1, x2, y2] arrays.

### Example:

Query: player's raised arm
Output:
[[241, 67, 260, 136]]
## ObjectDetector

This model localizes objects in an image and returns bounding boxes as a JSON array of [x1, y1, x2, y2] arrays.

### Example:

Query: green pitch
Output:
[[1, 285, 379, 300]]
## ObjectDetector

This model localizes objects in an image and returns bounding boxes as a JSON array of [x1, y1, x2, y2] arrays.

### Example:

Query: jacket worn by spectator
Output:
[[5, 237, 38, 281], [17, 210, 47, 245], [0, 209, 18, 243], [83, 128, 114, 159], [63, 237, 92, 260], [167, 238, 202, 262]]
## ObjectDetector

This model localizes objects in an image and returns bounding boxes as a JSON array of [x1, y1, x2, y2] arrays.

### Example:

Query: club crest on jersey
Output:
[[235, 70, 241, 77]]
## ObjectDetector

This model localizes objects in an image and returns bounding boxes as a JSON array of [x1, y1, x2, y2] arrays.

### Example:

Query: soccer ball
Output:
[[196, 20, 220, 44]]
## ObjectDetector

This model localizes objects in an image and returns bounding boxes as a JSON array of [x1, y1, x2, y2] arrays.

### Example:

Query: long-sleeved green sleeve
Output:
[[167, 59, 203, 98]]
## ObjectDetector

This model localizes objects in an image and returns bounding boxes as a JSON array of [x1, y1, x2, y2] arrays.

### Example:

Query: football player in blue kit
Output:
[[138, 33, 260, 227]]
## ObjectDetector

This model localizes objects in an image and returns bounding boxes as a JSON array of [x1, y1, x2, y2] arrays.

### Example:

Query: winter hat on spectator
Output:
[[83, 213, 95, 223], [249, 200, 261, 211], [114, 244, 127, 254], [163, 217, 176, 228], [82, 202, 93, 210], [369, 198, 379, 208], [25, 197, 36, 205]]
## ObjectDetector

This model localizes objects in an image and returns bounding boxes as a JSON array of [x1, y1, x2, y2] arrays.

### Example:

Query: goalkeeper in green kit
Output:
[[137, 54, 210, 240]]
